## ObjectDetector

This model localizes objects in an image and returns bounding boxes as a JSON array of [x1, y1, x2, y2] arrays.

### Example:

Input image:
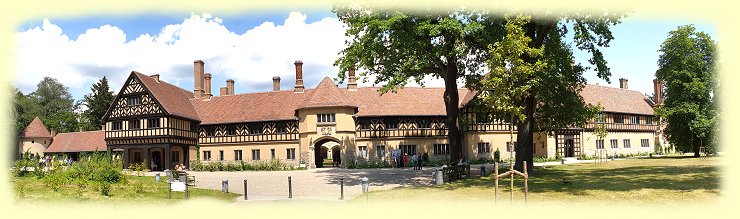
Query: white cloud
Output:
[[14, 11, 449, 99]]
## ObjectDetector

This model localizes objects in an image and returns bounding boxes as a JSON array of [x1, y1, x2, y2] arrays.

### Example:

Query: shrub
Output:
[[493, 148, 501, 163], [99, 182, 111, 196]]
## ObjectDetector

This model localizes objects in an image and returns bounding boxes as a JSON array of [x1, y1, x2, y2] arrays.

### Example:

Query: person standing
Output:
[[417, 153, 423, 170], [402, 153, 409, 168], [411, 154, 418, 170]]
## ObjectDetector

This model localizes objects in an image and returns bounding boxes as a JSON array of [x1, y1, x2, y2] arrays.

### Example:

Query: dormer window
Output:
[[127, 96, 142, 106]]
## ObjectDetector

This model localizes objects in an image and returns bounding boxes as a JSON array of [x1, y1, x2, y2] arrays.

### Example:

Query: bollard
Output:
[[244, 179, 253, 200], [361, 177, 369, 193], [480, 166, 486, 177], [155, 173, 161, 182], [435, 168, 444, 185], [288, 176, 292, 199], [222, 178, 229, 193], [340, 178, 344, 200]]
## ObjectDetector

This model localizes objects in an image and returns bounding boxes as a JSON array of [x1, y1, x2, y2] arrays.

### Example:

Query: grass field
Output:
[[351, 156, 720, 206], [12, 174, 240, 204]]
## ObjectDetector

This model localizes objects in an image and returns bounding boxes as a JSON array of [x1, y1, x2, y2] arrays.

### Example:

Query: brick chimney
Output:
[[204, 73, 213, 98], [220, 87, 228, 96], [150, 74, 160, 82], [194, 60, 205, 98], [50, 128, 56, 137], [619, 78, 628, 89], [227, 79, 235, 95], [294, 60, 304, 93], [79, 127, 84, 132], [347, 67, 357, 91], [273, 76, 281, 91], [653, 79, 664, 105]]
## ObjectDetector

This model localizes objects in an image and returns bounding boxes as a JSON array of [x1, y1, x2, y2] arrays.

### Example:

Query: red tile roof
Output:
[[343, 87, 472, 117], [191, 90, 312, 124], [580, 84, 654, 115], [22, 117, 51, 138], [133, 72, 200, 120], [298, 77, 357, 110], [46, 130, 106, 153]]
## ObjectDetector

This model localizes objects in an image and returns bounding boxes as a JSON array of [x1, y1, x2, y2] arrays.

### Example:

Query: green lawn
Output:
[[12, 174, 240, 204], [352, 156, 720, 205]]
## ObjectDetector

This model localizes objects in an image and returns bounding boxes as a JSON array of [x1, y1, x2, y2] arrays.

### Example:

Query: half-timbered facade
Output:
[[94, 59, 662, 170]]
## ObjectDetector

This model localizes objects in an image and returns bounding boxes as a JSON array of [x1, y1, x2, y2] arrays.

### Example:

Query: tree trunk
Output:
[[515, 95, 535, 173], [693, 138, 701, 157], [444, 57, 463, 163]]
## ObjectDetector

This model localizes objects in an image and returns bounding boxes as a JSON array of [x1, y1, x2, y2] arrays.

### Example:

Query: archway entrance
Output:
[[151, 151, 163, 171], [313, 138, 340, 168]]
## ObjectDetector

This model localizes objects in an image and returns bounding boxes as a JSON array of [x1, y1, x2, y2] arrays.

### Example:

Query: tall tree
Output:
[[82, 76, 115, 130], [655, 25, 718, 157], [474, 12, 618, 171], [333, 6, 506, 162], [29, 77, 79, 133]]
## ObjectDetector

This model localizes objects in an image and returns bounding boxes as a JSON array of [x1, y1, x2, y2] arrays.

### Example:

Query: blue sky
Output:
[[14, 10, 716, 105]]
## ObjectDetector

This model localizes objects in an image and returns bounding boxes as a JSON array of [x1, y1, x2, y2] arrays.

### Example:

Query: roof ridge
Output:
[[133, 71, 194, 95]]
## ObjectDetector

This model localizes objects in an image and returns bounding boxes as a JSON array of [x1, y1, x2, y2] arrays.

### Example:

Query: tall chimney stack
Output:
[[204, 73, 213, 97], [50, 128, 57, 137], [619, 78, 628, 89], [220, 87, 228, 96], [273, 76, 281, 91], [294, 60, 304, 93], [347, 66, 357, 91], [150, 74, 160, 82], [194, 60, 205, 98], [653, 79, 664, 105], [227, 79, 235, 95]]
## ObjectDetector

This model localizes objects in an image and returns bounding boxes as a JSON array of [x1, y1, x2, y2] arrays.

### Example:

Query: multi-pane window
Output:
[[317, 114, 336, 123], [202, 151, 211, 161], [127, 96, 141, 106], [234, 150, 243, 161], [219, 150, 224, 161], [417, 119, 430, 129], [475, 113, 491, 124], [646, 116, 653, 125], [128, 119, 140, 130], [610, 139, 618, 149], [596, 113, 605, 123], [641, 139, 650, 147], [286, 148, 296, 160], [399, 145, 417, 155], [433, 144, 449, 155], [172, 151, 180, 162], [385, 118, 398, 130], [477, 142, 491, 154], [614, 114, 624, 124], [271, 149, 276, 159], [376, 145, 387, 158], [252, 149, 261, 161], [275, 122, 287, 134], [112, 121, 123, 130], [358, 146, 368, 158], [506, 141, 517, 152], [623, 139, 631, 148], [630, 115, 639, 124], [227, 125, 236, 136], [596, 140, 605, 149], [248, 123, 261, 135], [359, 120, 371, 130], [147, 118, 160, 128]]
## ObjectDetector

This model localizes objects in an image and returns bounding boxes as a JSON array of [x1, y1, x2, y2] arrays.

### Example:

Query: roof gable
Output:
[[22, 117, 52, 138], [298, 77, 357, 110], [134, 72, 200, 120]]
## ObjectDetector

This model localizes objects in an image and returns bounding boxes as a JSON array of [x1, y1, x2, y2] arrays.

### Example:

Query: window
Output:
[[646, 116, 653, 125], [31, 140, 34, 144], [610, 139, 618, 149], [630, 115, 639, 124], [506, 141, 517, 152], [234, 150, 243, 161], [623, 139, 631, 148], [376, 145, 387, 158], [172, 151, 180, 162], [596, 113, 605, 123], [134, 152, 142, 163], [614, 114, 624, 124], [476, 113, 491, 124], [596, 140, 605, 149], [128, 119, 140, 130], [359, 120, 370, 130], [205, 127, 215, 137], [127, 96, 141, 106], [112, 121, 123, 130], [252, 149, 261, 161], [227, 125, 236, 136], [477, 142, 491, 154], [399, 145, 417, 155], [417, 118, 430, 129], [202, 151, 211, 161], [191, 123, 198, 132], [271, 149, 276, 159], [219, 150, 224, 161], [317, 113, 336, 123], [275, 122, 287, 134], [358, 146, 368, 158], [147, 118, 160, 128], [434, 144, 449, 155], [286, 148, 296, 160], [385, 118, 398, 130], [641, 139, 650, 148], [248, 123, 261, 135]]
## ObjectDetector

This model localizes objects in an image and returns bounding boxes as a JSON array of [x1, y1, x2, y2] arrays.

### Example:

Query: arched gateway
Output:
[[313, 137, 341, 168]]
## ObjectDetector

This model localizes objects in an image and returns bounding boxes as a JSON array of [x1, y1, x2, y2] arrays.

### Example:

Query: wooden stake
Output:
[[524, 161, 528, 205], [494, 162, 498, 206]]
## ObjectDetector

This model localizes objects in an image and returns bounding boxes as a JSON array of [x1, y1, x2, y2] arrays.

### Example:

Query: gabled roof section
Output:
[[298, 77, 357, 110], [343, 87, 472, 117], [22, 117, 52, 138], [580, 84, 655, 115], [132, 72, 200, 121], [46, 130, 106, 153], [191, 90, 311, 125]]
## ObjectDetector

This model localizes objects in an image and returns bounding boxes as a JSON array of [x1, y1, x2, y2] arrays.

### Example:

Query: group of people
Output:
[[394, 153, 424, 170], [35, 156, 74, 170]]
